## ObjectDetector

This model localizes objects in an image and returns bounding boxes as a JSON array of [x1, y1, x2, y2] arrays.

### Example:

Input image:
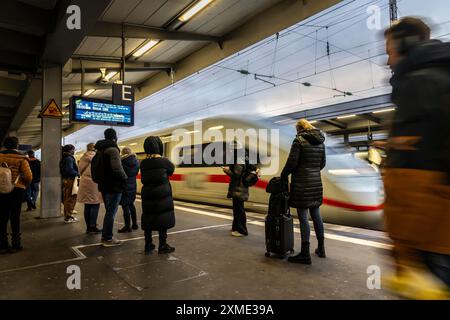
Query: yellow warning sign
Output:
[[39, 99, 63, 119]]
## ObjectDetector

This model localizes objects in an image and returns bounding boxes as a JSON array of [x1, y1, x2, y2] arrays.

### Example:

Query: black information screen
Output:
[[70, 96, 134, 127]]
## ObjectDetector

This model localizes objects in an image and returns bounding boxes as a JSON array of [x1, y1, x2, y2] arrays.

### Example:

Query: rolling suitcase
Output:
[[265, 192, 294, 257]]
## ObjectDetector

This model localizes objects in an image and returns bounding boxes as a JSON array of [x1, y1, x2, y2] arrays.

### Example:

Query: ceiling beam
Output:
[[0, 51, 38, 73], [0, 95, 17, 108], [62, 84, 111, 92], [0, 109, 13, 117], [0, 28, 44, 56], [43, 0, 113, 65], [357, 113, 381, 124], [0, 77, 28, 93], [320, 119, 347, 129], [70, 57, 175, 70], [0, 0, 52, 36], [9, 78, 42, 131], [90, 22, 222, 43], [327, 125, 386, 136]]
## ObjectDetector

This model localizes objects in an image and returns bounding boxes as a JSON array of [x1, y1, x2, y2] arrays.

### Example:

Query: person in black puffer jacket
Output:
[[140, 136, 175, 254], [281, 119, 326, 265], [118, 147, 140, 233]]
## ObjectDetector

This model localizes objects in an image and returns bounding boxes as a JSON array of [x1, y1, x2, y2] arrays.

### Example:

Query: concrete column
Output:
[[40, 65, 62, 218]]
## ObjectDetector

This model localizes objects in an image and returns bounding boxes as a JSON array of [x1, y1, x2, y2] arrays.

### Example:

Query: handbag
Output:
[[71, 178, 79, 196]]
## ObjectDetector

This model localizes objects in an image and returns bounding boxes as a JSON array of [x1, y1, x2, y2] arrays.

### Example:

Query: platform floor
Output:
[[0, 199, 397, 300]]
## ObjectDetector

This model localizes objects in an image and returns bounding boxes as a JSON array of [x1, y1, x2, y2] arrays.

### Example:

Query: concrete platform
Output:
[[0, 199, 397, 300]]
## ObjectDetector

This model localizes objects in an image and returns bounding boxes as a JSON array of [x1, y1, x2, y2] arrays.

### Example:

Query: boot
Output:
[[144, 238, 155, 255], [0, 234, 9, 254], [315, 237, 326, 258], [288, 242, 311, 264], [118, 226, 132, 233], [158, 243, 175, 254], [10, 233, 23, 253]]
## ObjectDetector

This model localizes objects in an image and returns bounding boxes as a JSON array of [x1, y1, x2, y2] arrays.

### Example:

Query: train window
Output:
[[177, 142, 261, 168]]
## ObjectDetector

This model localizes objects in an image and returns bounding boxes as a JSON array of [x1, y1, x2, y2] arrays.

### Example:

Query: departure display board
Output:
[[69, 96, 134, 127]]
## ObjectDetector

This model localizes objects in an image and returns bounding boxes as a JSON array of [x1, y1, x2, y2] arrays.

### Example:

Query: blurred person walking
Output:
[[118, 147, 139, 233], [25, 150, 40, 211], [281, 119, 326, 265], [0, 137, 32, 253], [93, 129, 128, 247], [77, 143, 103, 234], [383, 17, 450, 299], [140, 136, 175, 254], [60, 144, 79, 223]]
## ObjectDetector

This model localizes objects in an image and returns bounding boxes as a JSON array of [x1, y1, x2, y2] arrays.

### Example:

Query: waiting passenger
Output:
[[118, 147, 139, 233], [25, 150, 41, 211], [140, 136, 175, 254], [77, 143, 103, 234], [281, 119, 326, 265], [0, 136, 32, 253], [93, 129, 128, 247], [223, 144, 255, 237], [60, 144, 80, 223], [383, 17, 450, 298]]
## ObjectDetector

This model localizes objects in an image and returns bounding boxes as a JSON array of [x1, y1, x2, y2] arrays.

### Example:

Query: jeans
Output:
[[84, 204, 100, 229], [145, 229, 167, 247], [232, 198, 248, 235], [0, 188, 25, 237], [297, 206, 324, 243], [25, 182, 40, 209], [122, 202, 137, 227], [422, 251, 450, 289], [101, 193, 122, 241]]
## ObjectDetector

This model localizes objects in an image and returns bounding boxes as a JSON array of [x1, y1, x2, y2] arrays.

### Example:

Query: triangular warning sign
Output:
[[39, 99, 63, 119]]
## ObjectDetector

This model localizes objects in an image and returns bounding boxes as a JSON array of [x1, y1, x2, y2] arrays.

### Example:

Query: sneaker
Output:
[[158, 244, 175, 254], [118, 226, 132, 233], [101, 238, 123, 247], [231, 231, 246, 237], [64, 216, 78, 223]]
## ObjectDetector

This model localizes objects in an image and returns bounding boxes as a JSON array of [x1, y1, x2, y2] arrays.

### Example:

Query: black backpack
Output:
[[91, 151, 105, 184], [242, 164, 259, 187]]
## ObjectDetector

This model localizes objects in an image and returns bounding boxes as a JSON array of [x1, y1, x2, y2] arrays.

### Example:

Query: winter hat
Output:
[[144, 136, 163, 156], [62, 144, 75, 153], [104, 128, 118, 141]]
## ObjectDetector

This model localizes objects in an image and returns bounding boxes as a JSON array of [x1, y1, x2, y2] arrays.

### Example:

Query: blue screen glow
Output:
[[73, 98, 133, 125]]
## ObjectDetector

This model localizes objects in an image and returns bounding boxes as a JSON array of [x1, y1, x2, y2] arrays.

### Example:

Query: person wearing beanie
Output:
[[0, 136, 32, 253], [140, 136, 175, 254], [59, 144, 80, 223], [93, 128, 127, 247], [118, 147, 139, 233]]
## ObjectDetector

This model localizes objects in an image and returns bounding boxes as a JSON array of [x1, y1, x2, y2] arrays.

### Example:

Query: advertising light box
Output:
[[69, 96, 134, 127]]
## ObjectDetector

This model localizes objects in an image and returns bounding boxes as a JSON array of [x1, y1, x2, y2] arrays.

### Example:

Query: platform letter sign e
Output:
[[113, 84, 135, 106], [66, 5, 81, 30], [66, 265, 81, 290], [367, 265, 381, 290]]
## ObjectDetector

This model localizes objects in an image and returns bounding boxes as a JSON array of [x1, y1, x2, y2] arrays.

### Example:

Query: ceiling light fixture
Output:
[[133, 40, 160, 57], [337, 114, 356, 120], [83, 89, 96, 96], [179, 0, 214, 22], [373, 108, 396, 114], [129, 143, 138, 146], [207, 125, 224, 131], [104, 71, 118, 81]]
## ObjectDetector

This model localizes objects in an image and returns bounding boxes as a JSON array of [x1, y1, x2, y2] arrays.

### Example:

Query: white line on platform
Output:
[[0, 223, 230, 275], [175, 204, 392, 250]]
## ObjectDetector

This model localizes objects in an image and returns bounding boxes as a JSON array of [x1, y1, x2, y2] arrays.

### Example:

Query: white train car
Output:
[[122, 117, 384, 230]]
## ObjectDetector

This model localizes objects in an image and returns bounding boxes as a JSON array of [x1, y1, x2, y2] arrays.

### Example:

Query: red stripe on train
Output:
[[141, 173, 383, 212]]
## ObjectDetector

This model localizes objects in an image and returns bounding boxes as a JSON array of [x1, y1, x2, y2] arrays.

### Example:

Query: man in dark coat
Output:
[[140, 136, 175, 254], [94, 129, 128, 247], [383, 17, 450, 297], [60, 144, 79, 223], [281, 119, 326, 265], [118, 147, 139, 233]]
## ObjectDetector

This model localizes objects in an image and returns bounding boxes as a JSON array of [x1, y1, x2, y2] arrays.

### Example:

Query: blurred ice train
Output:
[[121, 117, 384, 230]]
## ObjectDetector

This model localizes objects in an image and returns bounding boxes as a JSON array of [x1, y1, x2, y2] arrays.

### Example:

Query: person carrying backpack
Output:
[[0, 136, 32, 253], [93, 129, 127, 247]]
